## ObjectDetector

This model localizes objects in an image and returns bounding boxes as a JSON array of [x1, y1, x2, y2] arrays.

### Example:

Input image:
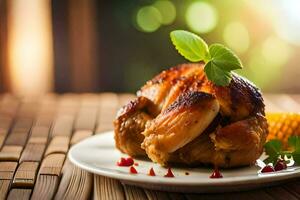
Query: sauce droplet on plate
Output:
[[185, 172, 189, 175], [129, 166, 138, 174], [274, 160, 287, 171], [134, 163, 139, 166], [261, 165, 275, 173], [148, 167, 156, 176], [117, 157, 134, 167], [164, 168, 175, 177], [210, 168, 223, 178]]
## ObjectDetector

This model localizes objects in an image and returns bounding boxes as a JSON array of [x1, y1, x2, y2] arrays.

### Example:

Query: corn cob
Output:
[[266, 113, 300, 147]]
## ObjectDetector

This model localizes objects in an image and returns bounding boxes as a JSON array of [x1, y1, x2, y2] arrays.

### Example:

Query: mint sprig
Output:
[[170, 30, 243, 86], [264, 136, 300, 165]]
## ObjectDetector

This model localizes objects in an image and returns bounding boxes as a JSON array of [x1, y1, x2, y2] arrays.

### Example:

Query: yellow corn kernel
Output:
[[266, 113, 300, 147]]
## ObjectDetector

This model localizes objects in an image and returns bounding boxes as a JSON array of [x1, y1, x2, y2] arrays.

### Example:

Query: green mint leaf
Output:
[[170, 30, 209, 62], [204, 61, 232, 86], [209, 44, 243, 71], [263, 156, 278, 165], [292, 152, 300, 164], [264, 139, 282, 163], [288, 136, 300, 152]]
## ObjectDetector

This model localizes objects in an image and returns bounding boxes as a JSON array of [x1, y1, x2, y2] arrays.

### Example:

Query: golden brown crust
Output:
[[114, 63, 268, 168], [114, 96, 155, 156], [141, 91, 219, 165]]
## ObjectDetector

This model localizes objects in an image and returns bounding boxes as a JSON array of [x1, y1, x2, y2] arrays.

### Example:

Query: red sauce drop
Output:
[[129, 166, 138, 174], [117, 157, 134, 167], [185, 172, 189, 175], [164, 168, 175, 177], [210, 168, 223, 178], [261, 165, 275, 173], [148, 167, 156, 176], [274, 161, 287, 171], [134, 163, 139, 166]]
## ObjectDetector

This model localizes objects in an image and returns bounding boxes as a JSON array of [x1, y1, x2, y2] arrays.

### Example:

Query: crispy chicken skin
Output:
[[114, 63, 268, 168], [142, 91, 220, 164]]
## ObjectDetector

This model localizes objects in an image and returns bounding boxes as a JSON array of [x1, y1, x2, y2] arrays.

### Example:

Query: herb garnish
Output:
[[170, 30, 243, 86], [264, 136, 300, 165]]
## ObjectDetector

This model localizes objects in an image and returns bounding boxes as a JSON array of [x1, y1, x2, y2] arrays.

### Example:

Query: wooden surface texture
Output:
[[0, 93, 299, 200]]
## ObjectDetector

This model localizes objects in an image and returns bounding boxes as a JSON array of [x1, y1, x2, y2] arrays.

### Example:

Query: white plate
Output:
[[68, 131, 300, 193]]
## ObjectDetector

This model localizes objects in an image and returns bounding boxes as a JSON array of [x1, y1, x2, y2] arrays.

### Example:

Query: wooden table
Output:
[[0, 93, 300, 200]]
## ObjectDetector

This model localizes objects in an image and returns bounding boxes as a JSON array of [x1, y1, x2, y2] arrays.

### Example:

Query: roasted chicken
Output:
[[114, 63, 268, 168]]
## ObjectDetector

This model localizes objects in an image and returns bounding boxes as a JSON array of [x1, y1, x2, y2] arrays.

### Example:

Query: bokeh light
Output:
[[261, 36, 292, 67], [185, 1, 218, 34], [136, 6, 162, 33], [245, 36, 292, 89], [274, 0, 300, 46], [223, 22, 250, 54], [153, 0, 176, 25]]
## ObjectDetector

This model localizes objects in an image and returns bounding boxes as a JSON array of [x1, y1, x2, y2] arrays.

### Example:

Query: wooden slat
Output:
[[51, 116, 74, 137], [31, 175, 59, 200], [0, 180, 11, 199], [0, 162, 17, 180], [0, 162, 18, 199], [39, 154, 65, 176], [80, 94, 101, 107], [27, 137, 47, 144], [96, 93, 119, 133], [12, 162, 39, 187], [71, 130, 93, 146], [7, 188, 31, 200], [265, 186, 299, 200], [0, 146, 23, 161], [168, 192, 186, 200], [0, 135, 6, 150], [20, 143, 46, 163], [144, 189, 171, 200], [34, 116, 54, 128], [0, 116, 13, 148], [5, 118, 32, 146], [94, 176, 125, 200], [55, 160, 92, 200], [284, 180, 300, 198], [123, 185, 147, 200], [74, 107, 97, 131], [9, 118, 32, 133], [45, 136, 69, 156], [30, 126, 50, 138]]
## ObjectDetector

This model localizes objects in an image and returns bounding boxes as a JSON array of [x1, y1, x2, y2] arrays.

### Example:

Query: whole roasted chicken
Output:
[[114, 63, 268, 168]]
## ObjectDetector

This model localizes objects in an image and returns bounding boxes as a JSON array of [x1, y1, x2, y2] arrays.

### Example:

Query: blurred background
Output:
[[0, 0, 299, 96]]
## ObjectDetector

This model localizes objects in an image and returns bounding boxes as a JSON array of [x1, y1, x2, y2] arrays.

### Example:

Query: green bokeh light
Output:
[[185, 1, 218, 33], [223, 22, 250, 54], [261, 36, 291, 67], [153, 0, 176, 25], [244, 36, 292, 89], [136, 6, 162, 33]]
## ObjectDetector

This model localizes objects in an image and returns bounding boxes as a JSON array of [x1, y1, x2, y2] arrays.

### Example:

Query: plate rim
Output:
[[68, 131, 300, 187]]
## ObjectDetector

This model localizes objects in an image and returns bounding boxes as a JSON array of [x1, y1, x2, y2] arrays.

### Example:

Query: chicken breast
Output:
[[114, 63, 268, 168], [142, 91, 219, 164]]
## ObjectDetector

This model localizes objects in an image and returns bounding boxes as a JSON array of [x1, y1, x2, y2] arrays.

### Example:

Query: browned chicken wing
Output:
[[114, 63, 268, 168]]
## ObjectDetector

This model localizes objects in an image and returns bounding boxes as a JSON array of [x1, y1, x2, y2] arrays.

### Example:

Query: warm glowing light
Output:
[[274, 0, 300, 45], [153, 0, 176, 25], [185, 1, 218, 33], [261, 36, 292, 66], [223, 22, 250, 54], [136, 6, 162, 33], [8, 0, 53, 95], [246, 37, 292, 89]]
